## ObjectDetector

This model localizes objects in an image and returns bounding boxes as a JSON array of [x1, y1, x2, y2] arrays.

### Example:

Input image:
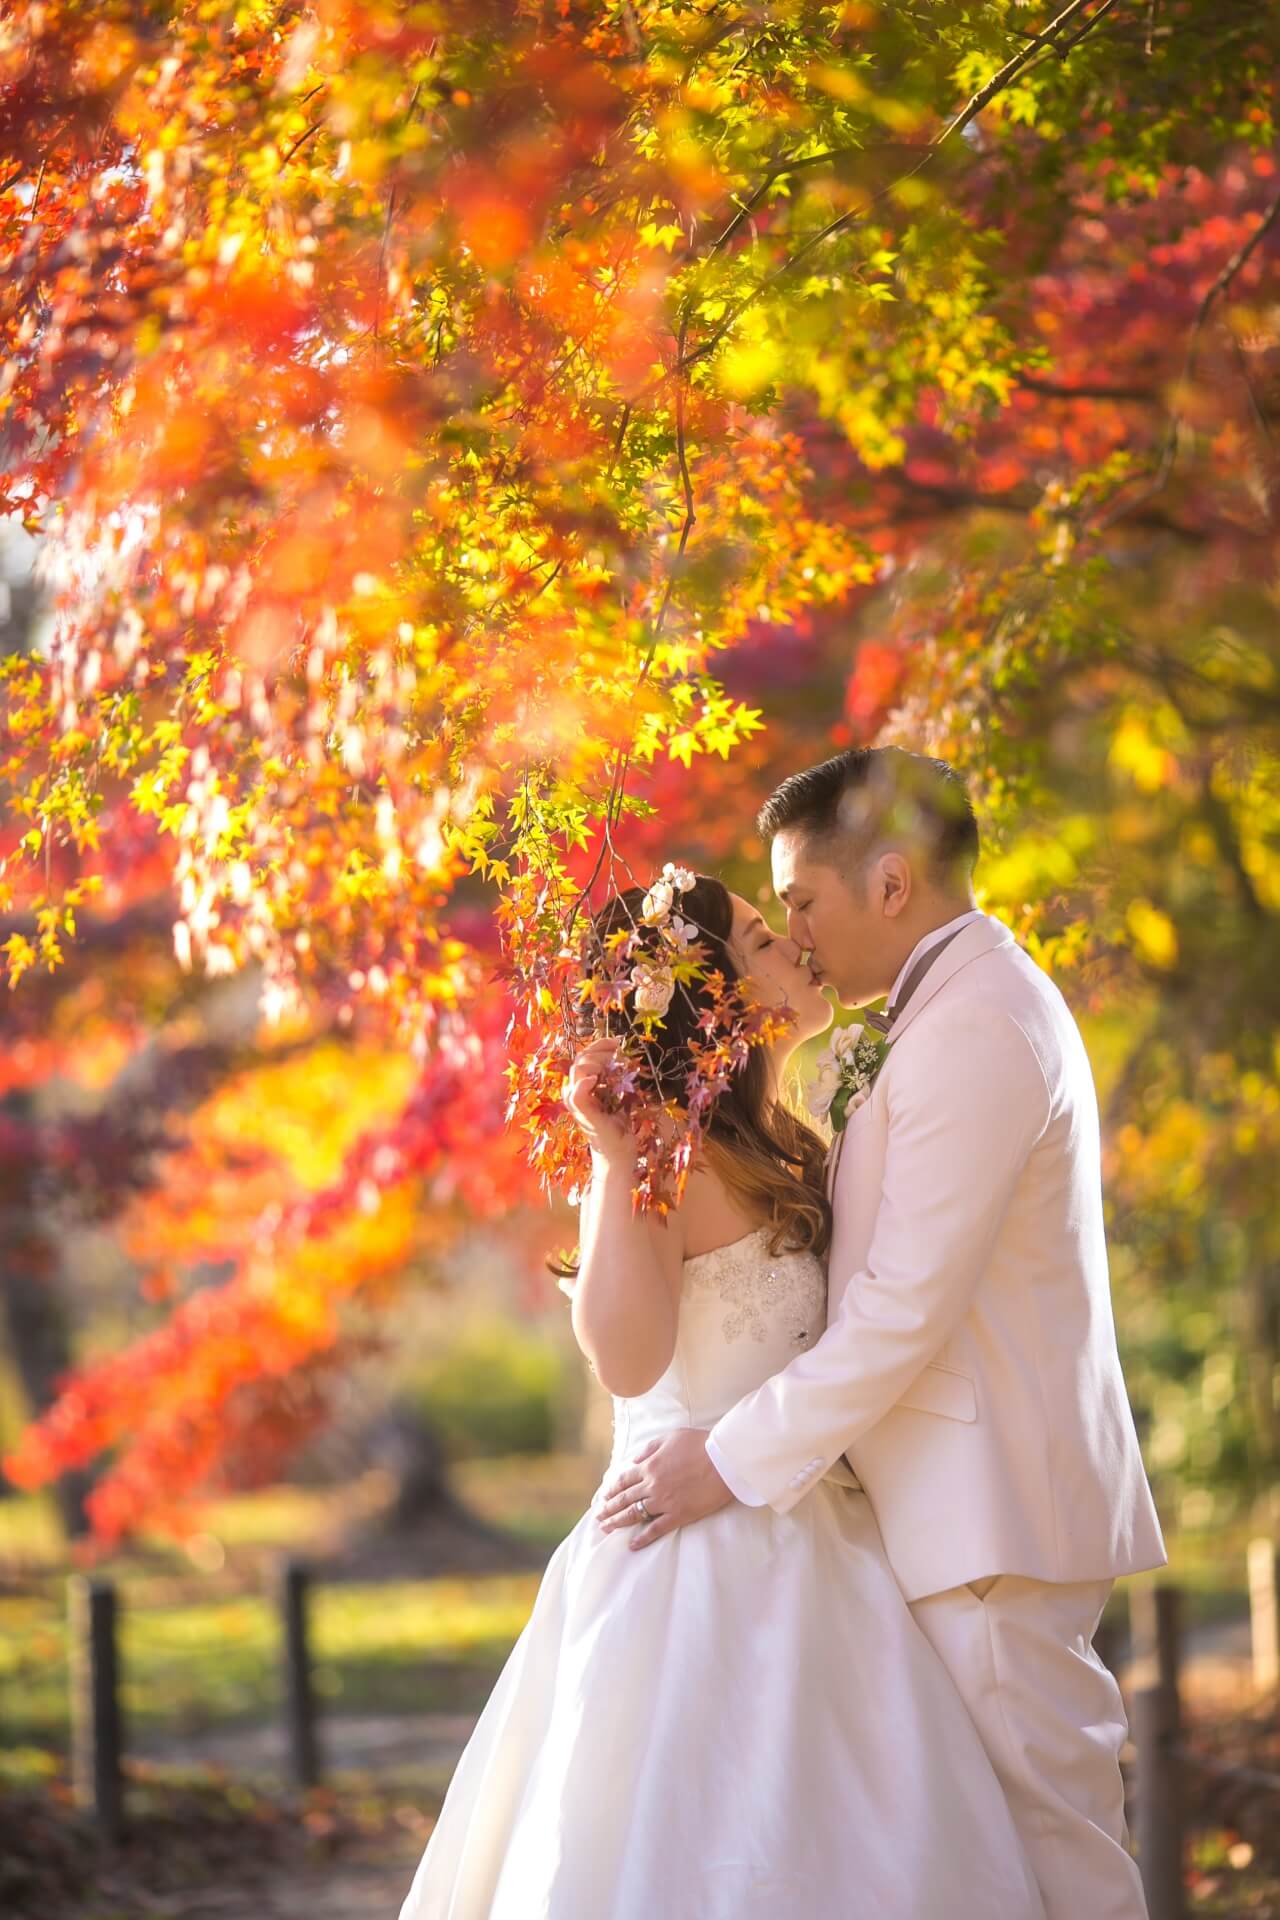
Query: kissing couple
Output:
[[399, 746, 1166, 1920]]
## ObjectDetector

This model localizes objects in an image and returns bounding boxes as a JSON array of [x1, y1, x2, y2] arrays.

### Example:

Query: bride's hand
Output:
[[564, 1035, 637, 1169]]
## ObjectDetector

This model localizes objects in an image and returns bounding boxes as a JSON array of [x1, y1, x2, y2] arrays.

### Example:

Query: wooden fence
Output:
[[63, 1542, 1280, 1912], [69, 1556, 325, 1840]]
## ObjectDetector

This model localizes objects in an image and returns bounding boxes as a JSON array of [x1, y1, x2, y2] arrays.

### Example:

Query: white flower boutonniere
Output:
[[806, 1022, 890, 1134]]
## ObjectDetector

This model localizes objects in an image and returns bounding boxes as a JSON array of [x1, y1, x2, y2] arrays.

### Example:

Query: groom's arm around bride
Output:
[[600, 746, 1166, 1920]]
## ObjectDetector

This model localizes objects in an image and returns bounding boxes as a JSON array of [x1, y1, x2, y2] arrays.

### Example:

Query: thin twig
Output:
[[1099, 184, 1280, 529], [372, 186, 398, 348], [1022, 0, 1126, 72], [1227, 327, 1276, 450], [279, 121, 323, 168], [608, 401, 633, 476]]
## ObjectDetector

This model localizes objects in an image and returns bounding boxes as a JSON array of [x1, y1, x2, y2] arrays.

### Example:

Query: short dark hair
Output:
[[756, 747, 979, 885]]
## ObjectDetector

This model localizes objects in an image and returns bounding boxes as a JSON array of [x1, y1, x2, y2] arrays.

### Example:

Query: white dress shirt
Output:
[[706, 906, 987, 1505]]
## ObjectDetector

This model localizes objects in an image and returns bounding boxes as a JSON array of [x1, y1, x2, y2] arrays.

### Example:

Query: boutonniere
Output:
[[806, 1022, 890, 1134]]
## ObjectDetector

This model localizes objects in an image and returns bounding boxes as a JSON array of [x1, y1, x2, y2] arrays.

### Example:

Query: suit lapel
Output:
[[880, 914, 1013, 1045]]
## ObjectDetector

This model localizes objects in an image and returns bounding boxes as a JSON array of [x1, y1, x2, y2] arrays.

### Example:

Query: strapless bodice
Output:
[[608, 1224, 828, 1463]]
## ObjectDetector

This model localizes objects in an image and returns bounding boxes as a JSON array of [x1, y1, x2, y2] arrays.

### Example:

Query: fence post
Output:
[[1129, 1582, 1183, 1705], [69, 1576, 124, 1840], [1153, 1584, 1183, 1732], [280, 1556, 321, 1790], [1246, 1537, 1279, 1694], [1133, 1682, 1184, 1920]]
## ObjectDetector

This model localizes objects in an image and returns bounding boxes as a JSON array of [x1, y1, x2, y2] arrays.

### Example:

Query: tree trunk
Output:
[[0, 1234, 93, 1537]]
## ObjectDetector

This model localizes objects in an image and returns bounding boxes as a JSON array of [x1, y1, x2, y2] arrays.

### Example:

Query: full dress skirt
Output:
[[398, 1227, 1044, 1920]]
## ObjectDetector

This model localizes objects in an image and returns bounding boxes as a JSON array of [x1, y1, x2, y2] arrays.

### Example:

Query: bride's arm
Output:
[[564, 1036, 684, 1398]]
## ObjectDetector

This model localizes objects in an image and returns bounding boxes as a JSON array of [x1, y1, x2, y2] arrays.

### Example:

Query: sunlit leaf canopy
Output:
[[2, 0, 1279, 1540]]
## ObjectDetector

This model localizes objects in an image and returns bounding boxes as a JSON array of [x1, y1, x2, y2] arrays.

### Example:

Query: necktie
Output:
[[863, 922, 969, 1037]]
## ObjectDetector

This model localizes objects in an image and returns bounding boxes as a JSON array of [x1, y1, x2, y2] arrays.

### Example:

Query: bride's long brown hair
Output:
[[553, 874, 831, 1277]]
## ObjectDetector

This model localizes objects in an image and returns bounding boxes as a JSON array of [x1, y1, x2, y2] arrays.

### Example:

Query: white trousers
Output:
[[910, 1575, 1149, 1920]]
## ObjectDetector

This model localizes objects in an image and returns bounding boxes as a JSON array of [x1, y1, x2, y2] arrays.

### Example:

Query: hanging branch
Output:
[[1098, 183, 1280, 531]]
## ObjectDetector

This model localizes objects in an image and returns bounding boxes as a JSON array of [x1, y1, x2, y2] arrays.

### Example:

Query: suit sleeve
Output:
[[707, 1004, 1051, 1514]]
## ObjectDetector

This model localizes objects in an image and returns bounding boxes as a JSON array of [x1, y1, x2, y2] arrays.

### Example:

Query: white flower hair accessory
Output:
[[628, 863, 699, 1023], [641, 861, 697, 932], [806, 1022, 889, 1133], [630, 958, 677, 1017]]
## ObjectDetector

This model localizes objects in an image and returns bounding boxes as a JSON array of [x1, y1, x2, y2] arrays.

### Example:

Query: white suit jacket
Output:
[[709, 914, 1167, 1602]]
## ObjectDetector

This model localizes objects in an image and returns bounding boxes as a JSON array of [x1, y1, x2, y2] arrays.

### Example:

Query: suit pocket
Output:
[[896, 1360, 977, 1424]]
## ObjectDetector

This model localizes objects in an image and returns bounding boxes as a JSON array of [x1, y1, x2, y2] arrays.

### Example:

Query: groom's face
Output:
[[770, 829, 900, 1007]]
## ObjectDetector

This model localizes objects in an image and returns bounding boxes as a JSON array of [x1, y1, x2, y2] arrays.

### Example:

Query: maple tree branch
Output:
[[1194, 777, 1273, 924], [1017, 374, 1161, 403], [1125, 649, 1280, 724], [1190, 186, 1280, 344], [819, 458, 1252, 546], [704, 144, 872, 260], [674, 0, 1117, 380]]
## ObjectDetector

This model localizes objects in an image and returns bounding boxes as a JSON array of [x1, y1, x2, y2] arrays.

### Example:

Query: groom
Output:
[[598, 745, 1166, 1920]]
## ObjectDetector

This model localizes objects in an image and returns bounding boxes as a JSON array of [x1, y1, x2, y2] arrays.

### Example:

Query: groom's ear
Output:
[[876, 851, 912, 918]]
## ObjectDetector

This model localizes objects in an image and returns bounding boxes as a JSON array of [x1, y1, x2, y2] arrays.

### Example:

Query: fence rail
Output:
[[51, 1536, 1280, 1903]]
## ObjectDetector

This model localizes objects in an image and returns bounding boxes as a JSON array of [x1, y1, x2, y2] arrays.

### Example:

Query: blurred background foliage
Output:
[[0, 0, 1276, 1569]]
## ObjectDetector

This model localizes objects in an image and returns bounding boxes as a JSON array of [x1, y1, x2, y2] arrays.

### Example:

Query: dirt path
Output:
[[136, 1711, 479, 1796], [95, 1860, 423, 1919]]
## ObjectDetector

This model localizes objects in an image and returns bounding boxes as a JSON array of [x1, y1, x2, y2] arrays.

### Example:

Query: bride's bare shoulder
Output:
[[676, 1152, 764, 1259]]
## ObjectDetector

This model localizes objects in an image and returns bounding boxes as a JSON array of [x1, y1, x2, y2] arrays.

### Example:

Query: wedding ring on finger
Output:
[[632, 1499, 654, 1523]]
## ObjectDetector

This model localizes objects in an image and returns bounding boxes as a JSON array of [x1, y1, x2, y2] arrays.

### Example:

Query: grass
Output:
[[1, 1572, 545, 1751]]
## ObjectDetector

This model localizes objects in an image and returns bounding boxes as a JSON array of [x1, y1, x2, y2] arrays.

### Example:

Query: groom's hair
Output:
[[757, 747, 979, 886]]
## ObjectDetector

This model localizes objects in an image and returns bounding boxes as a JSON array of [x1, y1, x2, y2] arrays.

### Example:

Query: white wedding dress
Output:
[[398, 1225, 1044, 1920]]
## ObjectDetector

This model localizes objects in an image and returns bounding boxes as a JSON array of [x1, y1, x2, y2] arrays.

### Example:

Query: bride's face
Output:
[[725, 893, 833, 1047]]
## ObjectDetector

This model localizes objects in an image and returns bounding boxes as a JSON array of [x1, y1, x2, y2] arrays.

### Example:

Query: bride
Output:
[[398, 870, 1043, 1920]]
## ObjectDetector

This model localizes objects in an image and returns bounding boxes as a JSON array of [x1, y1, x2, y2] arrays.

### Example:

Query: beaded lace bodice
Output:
[[608, 1224, 828, 1460]]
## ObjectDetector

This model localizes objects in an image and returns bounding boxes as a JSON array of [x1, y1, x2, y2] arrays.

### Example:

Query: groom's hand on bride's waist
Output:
[[595, 1429, 734, 1548]]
